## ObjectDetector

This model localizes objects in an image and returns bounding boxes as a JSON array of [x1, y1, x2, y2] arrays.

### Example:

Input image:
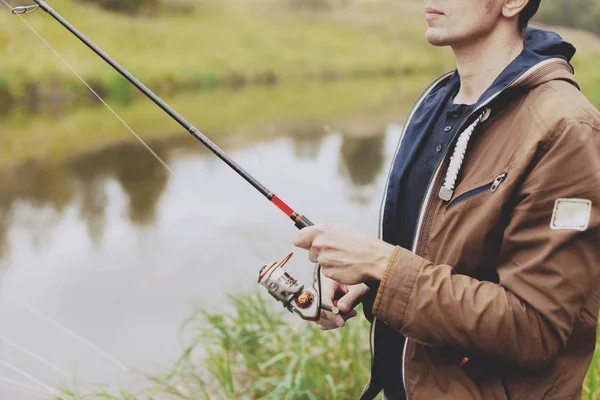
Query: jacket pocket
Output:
[[446, 172, 508, 211]]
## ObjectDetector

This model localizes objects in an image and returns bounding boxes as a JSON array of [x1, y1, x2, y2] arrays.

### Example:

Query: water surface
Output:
[[0, 79, 418, 397]]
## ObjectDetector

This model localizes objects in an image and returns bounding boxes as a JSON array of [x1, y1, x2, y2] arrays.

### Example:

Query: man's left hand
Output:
[[293, 224, 396, 286]]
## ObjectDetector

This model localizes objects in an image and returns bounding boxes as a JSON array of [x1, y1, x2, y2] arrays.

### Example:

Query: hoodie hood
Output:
[[453, 26, 577, 110], [524, 26, 577, 61]]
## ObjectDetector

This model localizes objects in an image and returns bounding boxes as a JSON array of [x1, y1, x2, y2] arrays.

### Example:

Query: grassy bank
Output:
[[0, 75, 432, 169], [1, 0, 598, 110], [54, 292, 375, 400], [0, 0, 446, 106]]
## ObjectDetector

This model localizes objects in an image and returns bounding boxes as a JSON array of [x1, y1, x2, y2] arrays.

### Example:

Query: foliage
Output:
[[535, 0, 600, 34], [49, 289, 600, 400], [55, 291, 374, 400], [0, 76, 418, 169], [583, 339, 600, 399], [171, 292, 372, 399], [0, 0, 448, 103], [75, 0, 159, 14]]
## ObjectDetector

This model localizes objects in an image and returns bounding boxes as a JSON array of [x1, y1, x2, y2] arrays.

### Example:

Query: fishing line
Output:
[[0, 335, 70, 378], [10, 298, 130, 372], [0, 377, 49, 398], [7, 0, 339, 331], [3, 0, 313, 229], [7, 0, 315, 230], [0, 0, 174, 175], [0, 359, 66, 399]]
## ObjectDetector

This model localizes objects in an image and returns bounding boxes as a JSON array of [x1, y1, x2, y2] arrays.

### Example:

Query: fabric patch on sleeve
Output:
[[550, 199, 592, 231]]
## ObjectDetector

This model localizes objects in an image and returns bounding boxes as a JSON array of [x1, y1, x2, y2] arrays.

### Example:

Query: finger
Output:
[[319, 312, 357, 330], [321, 280, 338, 300], [309, 245, 320, 263], [319, 318, 344, 330], [318, 308, 345, 328], [317, 308, 356, 330], [320, 325, 339, 331], [293, 226, 320, 250], [316, 313, 340, 330], [337, 289, 363, 313]]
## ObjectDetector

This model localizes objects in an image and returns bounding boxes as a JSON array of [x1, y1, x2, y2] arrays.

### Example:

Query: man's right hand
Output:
[[317, 277, 370, 330]]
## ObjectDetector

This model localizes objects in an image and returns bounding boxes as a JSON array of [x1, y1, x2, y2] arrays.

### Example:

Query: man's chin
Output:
[[425, 28, 451, 47]]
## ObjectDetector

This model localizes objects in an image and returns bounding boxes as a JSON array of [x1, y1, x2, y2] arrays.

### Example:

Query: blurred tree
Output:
[[77, 0, 159, 14], [0, 87, 13, 116], [339, 134, 385, 188], [112, 142, 170, 227], [286, 0, 331, 11], [535, 0, 600, 34]]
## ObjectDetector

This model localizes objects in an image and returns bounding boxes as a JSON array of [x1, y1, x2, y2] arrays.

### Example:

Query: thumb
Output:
[[336, 288, 364, 313], [293, 226, 320, 250]]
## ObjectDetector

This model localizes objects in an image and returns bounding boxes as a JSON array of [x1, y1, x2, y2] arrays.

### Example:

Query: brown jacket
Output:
[[367, 58, 600, 399]]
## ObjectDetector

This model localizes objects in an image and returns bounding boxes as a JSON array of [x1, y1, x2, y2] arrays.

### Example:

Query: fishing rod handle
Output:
[[294, 215, 314, 230]]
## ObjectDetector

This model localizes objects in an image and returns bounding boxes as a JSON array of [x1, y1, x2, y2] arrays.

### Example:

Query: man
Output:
[[294, 0, 600, 399]]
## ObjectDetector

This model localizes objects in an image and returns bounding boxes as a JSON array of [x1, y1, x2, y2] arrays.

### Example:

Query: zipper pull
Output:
[[491, 172, 508, 192]]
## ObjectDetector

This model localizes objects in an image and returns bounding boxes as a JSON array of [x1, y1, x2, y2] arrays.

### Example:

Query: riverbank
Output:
[[4, 0, 598, 112], [0, 0, 450, 109], [0, 75, 431, 170]]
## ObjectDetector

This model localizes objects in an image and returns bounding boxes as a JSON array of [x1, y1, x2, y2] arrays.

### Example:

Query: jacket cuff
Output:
[[372, 246, 425, 330]]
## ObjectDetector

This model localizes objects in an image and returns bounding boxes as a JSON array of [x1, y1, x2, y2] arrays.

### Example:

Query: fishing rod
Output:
[[10, 0, 339, 321]]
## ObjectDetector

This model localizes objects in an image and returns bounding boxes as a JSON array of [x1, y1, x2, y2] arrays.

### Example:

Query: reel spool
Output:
[[258, 253, 339, 321]]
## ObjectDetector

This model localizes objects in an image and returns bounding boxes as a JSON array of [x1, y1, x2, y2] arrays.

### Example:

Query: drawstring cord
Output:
[[439, 107, 491, 201]]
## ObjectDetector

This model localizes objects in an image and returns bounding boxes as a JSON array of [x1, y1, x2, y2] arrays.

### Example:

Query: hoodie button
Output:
[[444, 125, 452, 132]]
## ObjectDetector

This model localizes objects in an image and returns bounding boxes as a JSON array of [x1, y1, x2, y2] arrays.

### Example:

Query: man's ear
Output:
[[502, 0, 530, 19]]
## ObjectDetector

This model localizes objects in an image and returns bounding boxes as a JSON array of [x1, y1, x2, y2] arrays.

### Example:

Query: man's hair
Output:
[[519, 0, 542, 30]]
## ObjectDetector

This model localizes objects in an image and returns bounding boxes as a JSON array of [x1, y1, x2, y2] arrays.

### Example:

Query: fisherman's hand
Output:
[[317, 277, 369, 330], [293, 223, 395, 286]]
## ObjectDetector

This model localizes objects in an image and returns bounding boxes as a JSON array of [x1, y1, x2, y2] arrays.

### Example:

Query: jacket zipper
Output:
[[408, 56, 569, 254], [445, 172, 507, 211], [360, 71, 454, 400], [400, 58, 569, 400]]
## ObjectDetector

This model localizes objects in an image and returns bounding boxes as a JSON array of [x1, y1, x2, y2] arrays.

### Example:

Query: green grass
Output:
[[0, 0, 443, 102], [0, 74, 433, 169], [1, 0, 598, 107], [53, 291, 375, 400], [51, 291, 600, 400], [572, 49, 600, 108], [584, 340, 600, 399]]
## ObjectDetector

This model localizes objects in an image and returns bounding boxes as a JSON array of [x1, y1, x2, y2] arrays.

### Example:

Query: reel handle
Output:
[[257, 254, 339, 321], [259, 214, 342, 321]]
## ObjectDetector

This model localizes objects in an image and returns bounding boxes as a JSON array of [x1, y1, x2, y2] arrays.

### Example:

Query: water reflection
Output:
[[70, 143, 172, 227], [0, 162, 74, 259], [0, 80, 414, 394], [0, 124, 389, 261], [290, 124, 328, 160], [338, 133, 386, 204]]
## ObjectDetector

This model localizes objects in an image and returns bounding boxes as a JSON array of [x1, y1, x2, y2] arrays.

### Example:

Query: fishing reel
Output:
[[258, 253, 339, 321]]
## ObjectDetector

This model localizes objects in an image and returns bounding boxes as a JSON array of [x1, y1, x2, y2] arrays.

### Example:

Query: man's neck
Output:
[[452, 28, 525, 105]]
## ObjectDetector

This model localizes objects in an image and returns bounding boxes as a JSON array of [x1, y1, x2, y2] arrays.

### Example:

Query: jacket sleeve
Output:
[[372, 120, 600, 370]]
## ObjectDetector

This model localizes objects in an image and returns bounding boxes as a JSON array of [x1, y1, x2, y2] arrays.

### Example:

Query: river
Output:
[[0, 77, 428, 398]]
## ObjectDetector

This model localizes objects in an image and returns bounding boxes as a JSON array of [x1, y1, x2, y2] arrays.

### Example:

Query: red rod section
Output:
[[271, 196, 295, 217]]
